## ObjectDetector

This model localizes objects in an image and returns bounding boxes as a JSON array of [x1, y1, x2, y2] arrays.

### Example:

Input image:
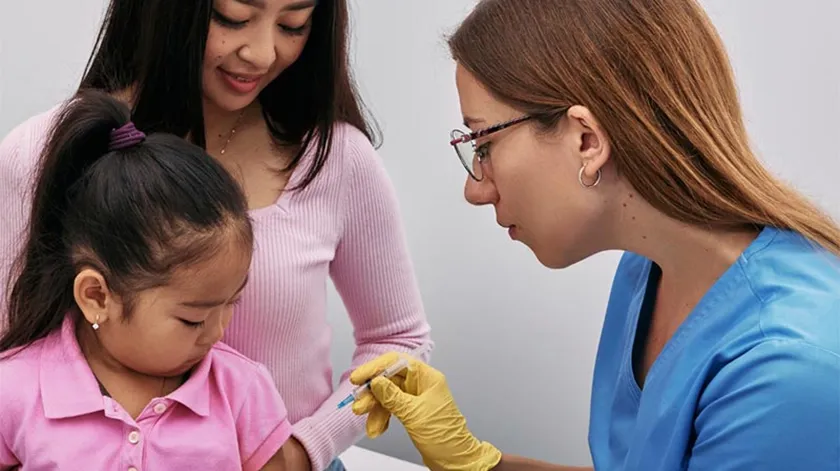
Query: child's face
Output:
[[79, 239, 252, 378]]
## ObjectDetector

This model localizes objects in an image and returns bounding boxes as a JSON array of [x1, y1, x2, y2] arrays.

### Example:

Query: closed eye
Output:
[[180, 319, 206, 329], [212, 9, 248, 28], [280, 23, 309, 35]]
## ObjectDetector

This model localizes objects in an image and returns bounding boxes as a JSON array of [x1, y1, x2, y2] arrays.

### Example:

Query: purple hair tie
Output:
[[108, 121, 146, 151]]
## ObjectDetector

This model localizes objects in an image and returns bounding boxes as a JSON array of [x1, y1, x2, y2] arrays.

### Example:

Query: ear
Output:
[[73, 268, 114, 328], [566, 105, 611, 183]]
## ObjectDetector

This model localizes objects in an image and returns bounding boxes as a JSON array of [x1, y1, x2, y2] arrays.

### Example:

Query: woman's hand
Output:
[[350, 352, 502, 471]]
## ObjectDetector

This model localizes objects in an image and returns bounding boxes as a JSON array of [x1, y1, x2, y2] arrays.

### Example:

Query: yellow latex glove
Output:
[[350, 352, 502, 471]]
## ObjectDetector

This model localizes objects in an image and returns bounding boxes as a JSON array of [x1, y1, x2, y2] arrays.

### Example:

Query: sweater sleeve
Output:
[[290, 128, 432, 470], [0, 125, 36, 327]]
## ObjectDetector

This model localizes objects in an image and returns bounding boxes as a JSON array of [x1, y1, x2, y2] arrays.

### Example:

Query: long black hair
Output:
[[0, 90, 252, 353], [79, 0, 379, 191]]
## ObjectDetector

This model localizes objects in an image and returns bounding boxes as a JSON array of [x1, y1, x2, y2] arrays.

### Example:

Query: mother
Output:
[[0, 1, 431, 470]]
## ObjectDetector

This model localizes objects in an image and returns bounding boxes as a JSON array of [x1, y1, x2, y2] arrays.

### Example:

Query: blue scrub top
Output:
[[589, 227, 840, 470]]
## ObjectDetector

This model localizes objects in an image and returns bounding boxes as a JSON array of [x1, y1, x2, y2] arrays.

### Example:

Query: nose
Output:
[[198, 311, 228, 347], [464, 175, 498, 206], [239, 27, 277, 71]]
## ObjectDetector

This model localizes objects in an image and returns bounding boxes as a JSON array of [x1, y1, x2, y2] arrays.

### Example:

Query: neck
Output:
[[203, 99, 256, 153], [608, 189, 759, 301]]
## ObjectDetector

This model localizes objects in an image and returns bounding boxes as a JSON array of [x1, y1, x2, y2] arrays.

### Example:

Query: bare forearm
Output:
[[493, 454, 594, 471], [259, 445, 288, 471]]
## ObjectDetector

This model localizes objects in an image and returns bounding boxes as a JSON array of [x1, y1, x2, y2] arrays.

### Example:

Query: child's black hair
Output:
[[0, 90, 252, 353]]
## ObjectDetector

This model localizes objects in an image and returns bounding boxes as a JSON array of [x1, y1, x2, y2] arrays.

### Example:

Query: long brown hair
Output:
[[449, 0, 840, 255]]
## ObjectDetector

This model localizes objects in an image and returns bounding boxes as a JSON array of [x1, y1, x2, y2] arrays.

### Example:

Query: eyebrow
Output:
[[234, 0, 316, 11], [179, 276, 250, 309], [463, 116, 485, 128]]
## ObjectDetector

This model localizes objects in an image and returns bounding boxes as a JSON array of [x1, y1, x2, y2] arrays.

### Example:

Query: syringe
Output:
[[337, 343, 433, 409]]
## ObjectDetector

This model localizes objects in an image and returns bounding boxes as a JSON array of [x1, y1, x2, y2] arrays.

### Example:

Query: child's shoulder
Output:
[[208, 341, 262, 368], [0, 341, 49, 424], [206, 342, 274, 388], [0, 339, 48, 374]]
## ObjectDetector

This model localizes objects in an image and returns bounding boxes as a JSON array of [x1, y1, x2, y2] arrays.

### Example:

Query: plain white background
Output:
[[1, 0, 838, 466]]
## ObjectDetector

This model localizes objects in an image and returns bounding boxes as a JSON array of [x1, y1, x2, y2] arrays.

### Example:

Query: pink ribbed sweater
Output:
[[0, 106, 432, 471]]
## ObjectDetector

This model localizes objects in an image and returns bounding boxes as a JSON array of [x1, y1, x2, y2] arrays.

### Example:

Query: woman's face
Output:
[[203, 0, 316, 113], [454, 64, 616, 269]]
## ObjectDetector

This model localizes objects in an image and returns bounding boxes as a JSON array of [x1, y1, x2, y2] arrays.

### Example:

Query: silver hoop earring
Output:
[[578, 166, 602, 188], [92, 316, 100, 331]]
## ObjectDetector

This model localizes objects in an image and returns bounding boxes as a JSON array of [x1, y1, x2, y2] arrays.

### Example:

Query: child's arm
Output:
[[237, 364, 294, 471], [259, 444, 287, 471]]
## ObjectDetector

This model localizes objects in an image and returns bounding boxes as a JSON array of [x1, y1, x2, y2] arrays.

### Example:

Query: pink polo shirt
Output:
[[0, 315, 292, 471]]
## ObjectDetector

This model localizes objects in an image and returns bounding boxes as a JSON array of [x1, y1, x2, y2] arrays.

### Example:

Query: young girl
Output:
[[0, 91, 291, 471]]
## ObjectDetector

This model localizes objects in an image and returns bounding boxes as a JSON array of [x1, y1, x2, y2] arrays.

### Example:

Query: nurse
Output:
[[349, 0, 840, 470]]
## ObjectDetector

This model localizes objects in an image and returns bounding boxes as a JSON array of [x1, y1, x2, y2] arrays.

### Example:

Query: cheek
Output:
[[103, 320, 195, 372], [495, 145, 562, 216], [204, 27, 234, 69], [268, 35, 309, 78], [500, 151, 585, 234]]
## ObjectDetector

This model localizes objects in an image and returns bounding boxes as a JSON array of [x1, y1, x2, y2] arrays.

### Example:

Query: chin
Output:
[[207, 95, 254, 114], [204, 87, 259, 114], [536, 255, 575, 269], [167, 363, 198, 378], [531, 245, 588, 270]]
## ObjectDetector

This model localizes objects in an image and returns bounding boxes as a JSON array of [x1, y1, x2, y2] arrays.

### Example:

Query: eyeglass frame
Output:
[[449, 114, 533, 181]]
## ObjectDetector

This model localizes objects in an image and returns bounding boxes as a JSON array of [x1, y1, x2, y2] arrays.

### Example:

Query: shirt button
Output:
[[128, 430, 140, 444], [153, 403, 166, 414]]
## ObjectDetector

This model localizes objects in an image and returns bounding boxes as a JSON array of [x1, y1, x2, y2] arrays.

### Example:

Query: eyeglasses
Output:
[[449, 115, 532, 181]]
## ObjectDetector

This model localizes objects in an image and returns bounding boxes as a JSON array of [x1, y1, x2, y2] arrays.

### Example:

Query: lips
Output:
[[223, 70, 263, 81], [498, 220, 518, 239], [218, 68, 264, 94]]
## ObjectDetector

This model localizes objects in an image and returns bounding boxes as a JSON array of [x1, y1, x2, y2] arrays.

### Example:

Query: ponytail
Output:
[[1, 92, 130, 352], [0, 90, 251, 353]]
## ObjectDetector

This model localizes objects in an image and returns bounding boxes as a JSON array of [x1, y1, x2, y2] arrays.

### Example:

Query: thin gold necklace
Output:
[[219, 109, 246, 155]]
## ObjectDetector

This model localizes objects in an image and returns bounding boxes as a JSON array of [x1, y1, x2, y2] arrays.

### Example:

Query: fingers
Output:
[[351, 391, 378, 415], [365, 404, 392, 438], [350, 352, 402, 385], [352, 375, 405, 415], [369, 376, 409, 411], [353, 375, 407, 439]]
